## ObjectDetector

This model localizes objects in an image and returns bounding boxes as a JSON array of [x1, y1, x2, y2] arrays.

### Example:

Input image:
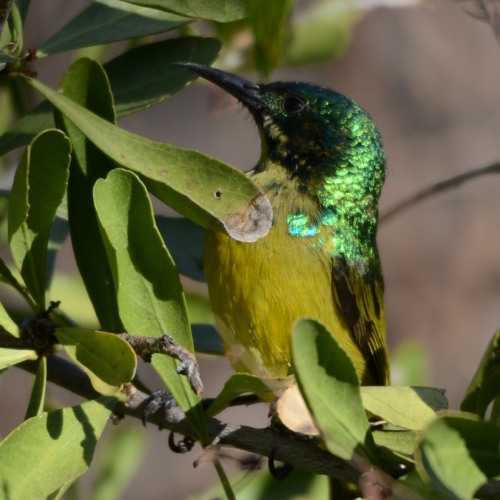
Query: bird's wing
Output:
[[331, 258, 390, 385]]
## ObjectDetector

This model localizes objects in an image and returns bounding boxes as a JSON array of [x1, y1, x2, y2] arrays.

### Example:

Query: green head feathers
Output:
[[178, 63, 386, 270]]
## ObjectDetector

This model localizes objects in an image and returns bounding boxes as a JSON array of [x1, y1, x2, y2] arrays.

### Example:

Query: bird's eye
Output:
[[282, 95, 306, 115]]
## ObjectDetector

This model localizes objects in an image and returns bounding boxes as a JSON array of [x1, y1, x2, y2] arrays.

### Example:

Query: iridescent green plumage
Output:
[[180, 63, 390, 387]]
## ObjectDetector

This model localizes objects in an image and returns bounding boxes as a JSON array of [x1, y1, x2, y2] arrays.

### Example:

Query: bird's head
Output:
[[178, 63, 385, 198]]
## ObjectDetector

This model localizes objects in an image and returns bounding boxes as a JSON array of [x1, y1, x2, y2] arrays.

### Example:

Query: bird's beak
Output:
[[175, 62, 267, 116]]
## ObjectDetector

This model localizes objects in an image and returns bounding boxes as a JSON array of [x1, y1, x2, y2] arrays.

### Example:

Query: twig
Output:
[[118, 333, 204, 395], [17, 355, 500, 498], [380, 162, 500, 223], [18, 355, 360, 483]]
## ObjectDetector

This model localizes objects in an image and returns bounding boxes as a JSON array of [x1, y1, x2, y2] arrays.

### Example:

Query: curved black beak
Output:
[[175, 62, 267, 116]]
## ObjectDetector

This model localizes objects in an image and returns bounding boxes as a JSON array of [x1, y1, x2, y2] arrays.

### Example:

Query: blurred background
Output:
[[2, 0, 500, 497]]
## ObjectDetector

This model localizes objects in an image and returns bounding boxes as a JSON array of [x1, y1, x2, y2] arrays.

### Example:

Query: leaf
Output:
[[106, 37, 220, 117], [0, 300, 21, 337], [0, 347, 37, 369], [246, 0, 294, 76], [7, 130, 71, 310], [0, 398, 116, 499], [276, 383, 320, 436], [372, 429, 417, 459], [0, 51, 16, 64], [395, 470, 443, 500], [58, 57, 122, 330], [92, 425, 148, 500], [24, 74, 273, 243], [292, 318, 379, 465], [185, 293, 212, 323], [458, 0, 500, 43], [46, 215, 69, 290], [461, 328, 500, 418], [361, 386, 448, 430], [25, 355, 47, 419], [48, 273, 99, 328], [0, 257, 31, 306], [201, 467, 328, 500], [156, 216, 205, 281], [93, 168, 206, 438], [0, 38, 220, 155], [192, 324, 223, 354], [55, 328, 137, 397], [14, 0, 30, 25], [206, 373, 293, 417], [38, 0, 189, 56], [390, 339, 430, 386], [418, 414, 500, 499], [0, 100, 52, 157], [285, 1, 362, 66], [121, 0, 247, 22]]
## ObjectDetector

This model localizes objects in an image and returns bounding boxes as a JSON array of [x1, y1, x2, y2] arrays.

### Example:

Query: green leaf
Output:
[[107, 37, 220, 116], [55, 328, 137, 396], [8, 130, 71, 310], [201, 467, 328, 500], [0, 347, 37, 369], [122, 0, 247, 22], [186, 293, 212, 323], [0, 257, 34, 308], [92, 425, 148, 500], [361, 386, 448, 431], [38, 0, 189, 56], [0, 38, 220, 155], [192, 324, 223, 354], [246, 0, 294, 76], [461, 328, 500, 418], [390, 339, 430, 386], [285, 1, 362, 67], [14, 0, 30, 25], [93, 168, 206, 438], [0, 100, 52, 157], [24, 73, 272, 243], [292, 318, 379, 464], [372, 429, 417, 459], [0, 51, 16, 64], [0, 300, 21, 337], [419, 414, 500, 499], [25, 355, 47, 419], [156, 216, 205, 282], [206, 373, 293, 417], [0, 398, 116, 499], [48, 272, 99, 328], [395, 470, 443, 500], [46, 215, 69, 290], [58, 57, 122, 330]]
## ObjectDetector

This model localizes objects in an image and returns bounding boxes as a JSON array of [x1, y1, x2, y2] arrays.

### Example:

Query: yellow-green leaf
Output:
[[0, 398, 116, 499], [55, 327, 136, 396]]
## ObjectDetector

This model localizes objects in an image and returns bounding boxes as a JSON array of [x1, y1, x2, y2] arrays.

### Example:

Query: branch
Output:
[[118, 333, 203, 395], [380, 161, 500, 223], [19, 355, 359, 483], [18, 355, 500, 498]]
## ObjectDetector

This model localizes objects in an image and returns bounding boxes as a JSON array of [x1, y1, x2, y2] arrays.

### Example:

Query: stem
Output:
[[213, 457, 236, 500], [0, 0, 14, 35], [380, 162, 500, 223]]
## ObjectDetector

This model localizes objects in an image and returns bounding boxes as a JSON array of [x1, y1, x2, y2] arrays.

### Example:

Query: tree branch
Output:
[[380, 161, 500, 223], [18, 355, 500, 498], [19, 355, 359, 483]]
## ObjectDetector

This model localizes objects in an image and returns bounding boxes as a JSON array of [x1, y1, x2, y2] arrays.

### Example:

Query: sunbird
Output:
[[180, 63, 390, 388]]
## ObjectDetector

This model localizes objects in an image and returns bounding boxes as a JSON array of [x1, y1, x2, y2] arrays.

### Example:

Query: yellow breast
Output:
[[204, 176, 369, 379]]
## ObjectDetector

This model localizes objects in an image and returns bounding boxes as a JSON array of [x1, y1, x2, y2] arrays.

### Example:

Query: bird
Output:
[[179, 62, 390, 389]]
